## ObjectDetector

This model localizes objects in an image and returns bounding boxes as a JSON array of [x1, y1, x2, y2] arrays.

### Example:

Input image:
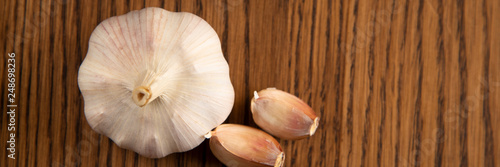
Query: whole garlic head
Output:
[[78, 7, 234, 158]]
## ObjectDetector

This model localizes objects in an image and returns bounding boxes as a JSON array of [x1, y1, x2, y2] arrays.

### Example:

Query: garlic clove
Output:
[[251, 88, 319, 140], [206, 124, 285, 167], [78, 7, 234, 158]]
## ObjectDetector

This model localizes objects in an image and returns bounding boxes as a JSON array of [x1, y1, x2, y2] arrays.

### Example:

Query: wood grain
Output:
[[1, 0, 499, 166]]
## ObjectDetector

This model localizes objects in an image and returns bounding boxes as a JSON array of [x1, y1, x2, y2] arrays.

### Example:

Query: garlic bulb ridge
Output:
[[78, 7, 234, 158]]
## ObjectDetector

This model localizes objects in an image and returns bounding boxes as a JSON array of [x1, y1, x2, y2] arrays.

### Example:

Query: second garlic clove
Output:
[[207, 124, 284, 167], [251, 88, 320, 140]]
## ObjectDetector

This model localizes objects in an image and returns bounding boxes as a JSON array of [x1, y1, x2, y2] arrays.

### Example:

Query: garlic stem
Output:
[[254, 91, 259, 100], [132, 86, 152, 107], [275, 152, 285, 167], [310, 117, 320, 136], [204, 131, 212, 139]]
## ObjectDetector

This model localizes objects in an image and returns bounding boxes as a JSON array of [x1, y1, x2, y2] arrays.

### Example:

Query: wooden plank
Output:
[[0, 0, 499, 166]]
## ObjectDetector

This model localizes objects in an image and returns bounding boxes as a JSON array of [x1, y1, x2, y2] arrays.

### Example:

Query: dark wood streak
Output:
[[436, 0, 445, 166], [414, 0, 424, 166], [318, 0, 328, 165], [47, 12, 55, 165], [377, 70, 386, 167], [308, 0, 317, 99], [458, 0, 468, 166], [395, 0, 409, 166], [385, 0, 395, 74], [33, 1, 43, 164], [291, 141, 298, 165], [106, 140, 111, 165], [222, 0, 229, 61], [293, 0, 303, 97], [346, 0, 359, 165], [318, 0, 332, 166], [142, 0, 146, 10], [1, 0, 7, 54], [134, 151, 139, 166], [57, 0, 68, 165], [334, 0, 343, 166], [243, 0, 250, 126], [482, 0, 493, 165], [361, 0, 377, 165], [39, 0, 55, 166], [378, 1, 395, 166], [70, 0, 83, 165], [175, 0, 180, 12], [121, 143, 126, 166], [196, 0, 203, 20], [306, 0, 317, 166]]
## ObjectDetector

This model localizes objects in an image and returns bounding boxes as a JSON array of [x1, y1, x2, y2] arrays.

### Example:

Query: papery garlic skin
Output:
[[78, 8, 234, 158], [251, 88, 319, 140], [207, 124, 285, 167]]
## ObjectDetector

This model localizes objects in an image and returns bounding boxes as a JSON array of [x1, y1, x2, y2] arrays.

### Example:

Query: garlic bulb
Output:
[[251, 88, 319, 140], [78, 7, 234, 158], [206, 124, 285, 167]]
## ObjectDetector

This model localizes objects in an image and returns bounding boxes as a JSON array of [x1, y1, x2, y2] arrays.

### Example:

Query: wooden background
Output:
[[1, 0, 499, 166]]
